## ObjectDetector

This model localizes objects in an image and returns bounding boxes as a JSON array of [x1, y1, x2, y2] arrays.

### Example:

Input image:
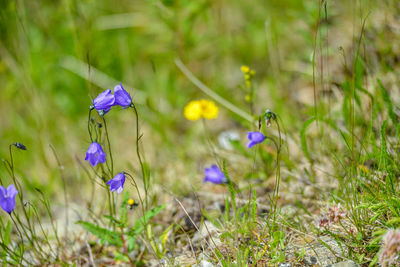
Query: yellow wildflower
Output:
[[184, 99, 219, 121], [357, 164, 370, 174], [200, 99, 219, 119], [127, 198, 135, 206], [240, 65, 250, 73], [184, 100, 203, 121]]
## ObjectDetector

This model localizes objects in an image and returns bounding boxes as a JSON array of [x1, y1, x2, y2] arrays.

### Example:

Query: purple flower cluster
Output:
[[92, 83, 132, 115], [85, 83, 133, 194]]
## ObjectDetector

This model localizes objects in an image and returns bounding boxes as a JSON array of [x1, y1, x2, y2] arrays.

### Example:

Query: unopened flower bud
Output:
[[13, 143, 27, 150]]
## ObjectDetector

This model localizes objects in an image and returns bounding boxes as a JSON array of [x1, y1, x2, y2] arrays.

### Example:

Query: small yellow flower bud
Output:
[[240, 65, 250, 73], [250, 70, 256, 75], [245, 74, 251, 80], [128, 198, 135, 206], [245, 94, 251, 102], [245, 80, 251, 88]]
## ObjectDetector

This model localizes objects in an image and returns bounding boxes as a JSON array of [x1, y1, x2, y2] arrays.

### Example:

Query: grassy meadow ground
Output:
[[1, 0, 400, 266]]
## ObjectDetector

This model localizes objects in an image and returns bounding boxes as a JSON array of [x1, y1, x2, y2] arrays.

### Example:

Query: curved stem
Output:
[[132, 106, 148, 209], [10, 213, 25, 263], [88, 109, 94, 143], [201, 118, 220, 166], [125, 172, 145, 218], [102, 117, 114, 177]]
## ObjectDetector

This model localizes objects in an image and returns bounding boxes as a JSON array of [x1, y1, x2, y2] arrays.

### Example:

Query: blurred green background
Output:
[[0, 0, 397, 200]]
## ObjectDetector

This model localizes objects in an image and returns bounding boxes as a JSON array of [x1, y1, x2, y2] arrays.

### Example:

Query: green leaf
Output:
[[386, 217, 400, 227], [300, 117, 315, 161], [131, 204, 166, 235], [120, 191, 130, 225], [127, 236, 137, 252], [1, 221, 12, 262], [159, 224, 173, 254], [76, 221, 122, 246], [114, 251, 130, 263], [356, 232, 363, 242], [103, 215, 123, 227], [377, 79, 397, 125], [3, 221, 11, 247]]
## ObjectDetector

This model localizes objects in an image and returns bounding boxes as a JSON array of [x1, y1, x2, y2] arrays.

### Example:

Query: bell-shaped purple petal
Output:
[[0, 184, 18, 214], [107, 173, 126, 194], [114, 83, 132, 108], [85, 142, 106, 167], [246, 132, 266, 148], [93, 89, 115, 114], [203, 165, 227, 184]]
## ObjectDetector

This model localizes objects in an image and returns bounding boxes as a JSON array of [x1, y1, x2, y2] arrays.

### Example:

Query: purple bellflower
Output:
[[85, 142, 106, 167], [107, 173, 126, 194], [246, 131, 266, 148], [114, 83, 132, 108], [0, 184, 18, 214], [203, 164, 227, 184], [93, 89, 115, 115]]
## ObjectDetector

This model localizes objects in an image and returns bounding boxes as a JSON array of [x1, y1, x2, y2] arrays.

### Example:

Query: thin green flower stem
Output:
[[37, 191, 62, 250], [246, 117, 262, 224], [201, 118, 220, 166], [259, 122, 281, 237], [249, 83, 255, 116], [101, 117, 114, 177], [0, 241, 35, 266], [271, 119, 282, 230], [7, 146, 36, 247], [100, 164, 115, 219], [27, 203, 57, 258], [88, 108, 93, 142], [0, 244, 26, 265], [12, 212, 44, 259], [9, 213, 24, 263], [101, 116, 116, 216], [49, 144, 69, 239], [125, 172, 145, 218], [125, 172, 157, 258], [132, 106, 149, 210], [247, 147, 258, 227], [106, 188, 114, 228]]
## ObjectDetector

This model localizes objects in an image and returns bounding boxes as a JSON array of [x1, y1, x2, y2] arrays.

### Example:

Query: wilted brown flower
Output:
[[379, 229, 400, 267]]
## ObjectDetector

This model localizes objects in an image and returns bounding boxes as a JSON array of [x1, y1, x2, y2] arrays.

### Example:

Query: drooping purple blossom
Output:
[[246, 131, 266, 148], [107, 173, 126, 194], [203, 165, 227, 184], [93, 89, 115, 114], [85, 142, 106, 167], [0, 184, 18, 214], [114, 83, 132, 108]]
